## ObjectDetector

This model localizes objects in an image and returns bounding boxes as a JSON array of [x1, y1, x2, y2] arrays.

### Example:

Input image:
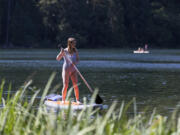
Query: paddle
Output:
[[60, 47, 103, 104]]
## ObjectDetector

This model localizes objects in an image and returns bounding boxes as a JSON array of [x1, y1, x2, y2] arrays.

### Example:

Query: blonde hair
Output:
[[67, 37, 76, 54]]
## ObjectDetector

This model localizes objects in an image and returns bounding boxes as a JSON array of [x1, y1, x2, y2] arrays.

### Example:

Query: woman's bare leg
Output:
[[70, 72, 79, 102], [62, 70, 69, 102]]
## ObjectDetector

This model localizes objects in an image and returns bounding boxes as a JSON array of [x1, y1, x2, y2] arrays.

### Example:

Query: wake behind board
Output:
[[44, 94, 105, 110]]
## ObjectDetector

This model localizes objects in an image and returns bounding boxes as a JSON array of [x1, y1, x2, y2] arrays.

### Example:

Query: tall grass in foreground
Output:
[[0, 73, 180, 135]]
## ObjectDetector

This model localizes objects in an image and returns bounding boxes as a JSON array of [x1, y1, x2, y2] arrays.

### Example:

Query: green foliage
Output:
[[10, 0, 44, 47], [0, 76, 180, 135], [0, 0, 2, 39], [0, 0, 180, 48], [0, 0, 6, 43]]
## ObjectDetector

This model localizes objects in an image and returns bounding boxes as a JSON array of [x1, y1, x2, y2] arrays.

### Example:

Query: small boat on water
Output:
[[134, 45, 150, 54], [133, 50, 149, 54], [44, 94, 106, 110]]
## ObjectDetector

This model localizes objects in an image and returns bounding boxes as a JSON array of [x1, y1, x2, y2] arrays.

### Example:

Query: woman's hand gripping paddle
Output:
[[61, 47, 103, 104]]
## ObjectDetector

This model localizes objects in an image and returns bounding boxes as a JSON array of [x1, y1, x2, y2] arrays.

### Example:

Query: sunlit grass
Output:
[[0, 73, 180, 135]]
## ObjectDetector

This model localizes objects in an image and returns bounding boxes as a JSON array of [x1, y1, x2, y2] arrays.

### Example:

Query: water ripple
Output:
[[0, 60, 180, 70]]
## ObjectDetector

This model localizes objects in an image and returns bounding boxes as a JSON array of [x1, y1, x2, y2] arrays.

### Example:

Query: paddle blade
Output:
[[95, 94, 103, 104]]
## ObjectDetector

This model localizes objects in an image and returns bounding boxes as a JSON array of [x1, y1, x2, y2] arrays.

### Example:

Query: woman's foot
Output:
[[76, 101, 82, 105], [61, 100, 65, 104]]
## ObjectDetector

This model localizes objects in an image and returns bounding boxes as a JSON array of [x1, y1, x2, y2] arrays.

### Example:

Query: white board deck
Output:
[[44, 100, 104, 110]]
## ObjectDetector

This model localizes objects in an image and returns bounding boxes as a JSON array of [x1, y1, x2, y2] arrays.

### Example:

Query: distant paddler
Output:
[[56, 37, 81, 104], [133, 44, 149, 54]]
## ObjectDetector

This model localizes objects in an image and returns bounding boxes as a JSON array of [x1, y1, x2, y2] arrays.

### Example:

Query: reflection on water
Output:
[[0, 49, 180, 115]]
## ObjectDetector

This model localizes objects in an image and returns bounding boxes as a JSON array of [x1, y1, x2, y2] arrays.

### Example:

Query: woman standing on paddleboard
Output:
[[56, 37, 80, 104]]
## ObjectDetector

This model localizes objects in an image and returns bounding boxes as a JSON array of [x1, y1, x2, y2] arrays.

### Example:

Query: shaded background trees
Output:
[[0, 0, 180, 48]]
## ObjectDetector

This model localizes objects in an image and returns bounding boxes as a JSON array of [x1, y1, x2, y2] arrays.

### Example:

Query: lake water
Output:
[[0, 49, 180, 115]]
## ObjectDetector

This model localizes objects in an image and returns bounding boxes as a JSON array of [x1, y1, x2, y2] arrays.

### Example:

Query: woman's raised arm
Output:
[[56, 48, 64, 61]]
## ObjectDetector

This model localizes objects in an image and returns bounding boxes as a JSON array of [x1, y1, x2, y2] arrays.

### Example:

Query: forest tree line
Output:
[[0, 0, 180, 48]]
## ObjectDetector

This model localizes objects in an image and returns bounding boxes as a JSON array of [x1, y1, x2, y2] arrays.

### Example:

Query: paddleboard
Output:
[[44, 94, 105, 110], [44, 100, 104, 110]]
